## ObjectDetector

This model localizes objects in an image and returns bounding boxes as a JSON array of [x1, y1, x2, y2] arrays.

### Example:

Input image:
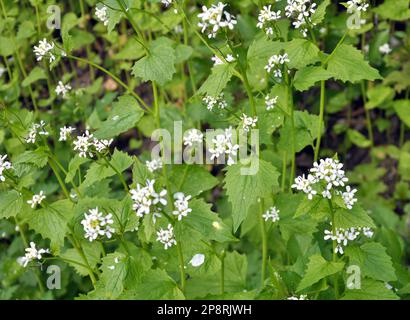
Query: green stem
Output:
[[360, 81, 374, 147], [286, 74, 296, 190], [102, 155, 129, 192], [281, 151, 287, 192], [259, 199, 267, 287], [220, 250, 225, 295], [314, 80, 326, 161], [327, 199, 339, 299], [48, 158, 72, 201], [176, 241, 186, 292]]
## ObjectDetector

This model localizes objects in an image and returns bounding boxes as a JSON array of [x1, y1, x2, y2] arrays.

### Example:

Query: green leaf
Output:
[[13, 147, 49, 168], [60, 241, 103, 277], [282, 39, 320, 70], [131, 37, 176, 85], [347, 129, 372, 148], [22, 67, 47, 87], [224, 158, 280, 230], [169, 165, 218, 197], [132, 159, 154, 185], [294, 66, 332, 92], [0, 37, 16, 56], [197, 63, 235, 97], [25, 199, 74, 252], [345, 242, 397, 282], [373, 0, 410, 21], [342, 279, 399, 300], [366, 85, 395, 110], [334, 205, 376, 229], [0, 190, 22, 219], [311, 0, 331, 25], [175, 44, 193, 64], [393, 100, 410, 127], [94, 95, 144, 139], [326, 44, 382, 83], [65, 155, 90, 183], [297, 254, 345, 291]]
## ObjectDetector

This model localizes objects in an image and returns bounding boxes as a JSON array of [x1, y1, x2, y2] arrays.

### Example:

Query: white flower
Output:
[[226, 54, 235, 62], [55, 81, 71, 98], [184, 129, 204, 147], [198, 2, 237, 38], [146, 158, 163, 173], [265, 95, 278, 110], [240, 114, 258, 132], [81, 207, 115, 242], [189, 253, 205, 267], [257, 5, 281, 35], [25, 121, 49, 144], [33, 38, 55, 63], [203, 94, 227, 111], [161, 0, 174, 6], [285, 0, 317, 37], [73, 130, 94, 158], [93, 138, 113, 153], [211, 55, 224, 65], [291, 174, 317, 200], [208, 127, 239, 166], [262, 206, 280, 222], [324, 225, 373, 255], [265, 53, 290, 76], [342, 186, 357, 209], [130, 179, 167, 219], [172, 192, 192, 221], [287, 294, 308, 300], [95, 5, 109, 26], [27, 191, 46, 208], [0, 154, 12, 182], [156, 224, 177, 249], [379, 43, 392, 55], [346, 0, 369, 13], [360, 227, 374, 238], [19, 242, 49, 267], [59, 126, 75, 141]]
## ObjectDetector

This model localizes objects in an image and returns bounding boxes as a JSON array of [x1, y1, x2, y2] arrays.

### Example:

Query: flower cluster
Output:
[[265, 53, 290, 78], [292, 158, 358, 210], [27, 191, 46, 209], [256, 5, 281, 35], [0, 154, 12, 182], [324, 225, 373, 255], [81, 207, 115, 242], [198, 2, 237, 38], [287, 294, 308, 300], [208, 127, 239, 166], [19, 242, 49, 267], [211, 54, 235, 66], [265, 95, 278, 110], [95, 5, 109, 26], [55, 81, 71, 98], [130, 179, 167, 220], [346, 0, 369, 12], [379, 43, 392, 55], [26, 121, 49, 144], [156, 224, 177, 249], [146, 158, 163, 173], [184, 129, 204, 147], [172, 192, 192, 221], [240, 114, 258, 132], [73, 130, 113, 158], [285, 0, 317, 37], [203, 94, 228, 111], [33, 38, 55, 63], [59, 126, 75, 142], [262, 206, 280, 222]]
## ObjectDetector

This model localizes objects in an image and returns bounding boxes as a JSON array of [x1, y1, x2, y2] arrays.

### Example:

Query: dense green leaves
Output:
[[197, 63, 235, 97]]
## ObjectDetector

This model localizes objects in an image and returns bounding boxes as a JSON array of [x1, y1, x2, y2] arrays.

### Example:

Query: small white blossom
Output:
[[184, 129, 204, 147], [73, 130, 94, 158], [265, 53, 290, 77], [25, 121, 49, 144], [346, 0, 369, 12], [156, 224, 177, 249], [379, 43, 392, 55], [172, 192, 192, 221], [189, 253, 205, 267], [0, 154, 12, 182], [287, 294, 308, 300], [240, 114, 258, 132], [198, 2, 237, 38], [262, 206, 280, 222], [342, 186, 357, 209], [33, 38, 55, 63], [81, 207, 115, 242], [146, 158, 163, 173], [285, 0, 317, 37], [208, 127, 239, 166], [257, 5, 281, 35], [19, 242, 49, 267], [203, 94, 228, 111], [130, 179, 167, 219], [161, 0, 174, 6], [27, 191, 46, 209], [95, 5, 109, 26], [59, 126, 75, 142], [324, 225, 373, 255], [265, 95, 278, 110], [211, 55, 224, 65], [55, 81, 71, 98]]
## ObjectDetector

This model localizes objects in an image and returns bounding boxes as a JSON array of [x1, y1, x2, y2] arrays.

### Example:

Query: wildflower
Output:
[[208, 127, 239, 166], [146, 158, 163, 173], [240, 114, 258, 132], [265, 95, 278, 110], [211, 55, 224, 65], [0, 154, 12, 182], [379, 43, 392, 55], [59, 126, 75, 141], [73, 130, 94, 158], [19, 242, 49, 267], [285, 0, 317, 37], [189, 253, 205, 267], [257, 5, 281, 35], [25, 121, 49, 144], [93, 138, 113, 153], [184, 129, 204, 147], [287, 295, 308, 300], [262, 206, 280, 222], [323, 225, 373, 255], [342, 186, 357, 209], [130, 179, 167, 218], [55, 81, 71, 98], [161, 0, 174, 6], [33, 38, 55, 63], [198, 2, 237, 38], [27, 191, 46, 208], [203, 94, 228, 111], [95, 5, 109, 26], [81, 207, 115, 242], [172, 192, 192, 221], [346, 0, 369, 12], [156, 224, 177, 249], [265, 53, 290, 77]]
